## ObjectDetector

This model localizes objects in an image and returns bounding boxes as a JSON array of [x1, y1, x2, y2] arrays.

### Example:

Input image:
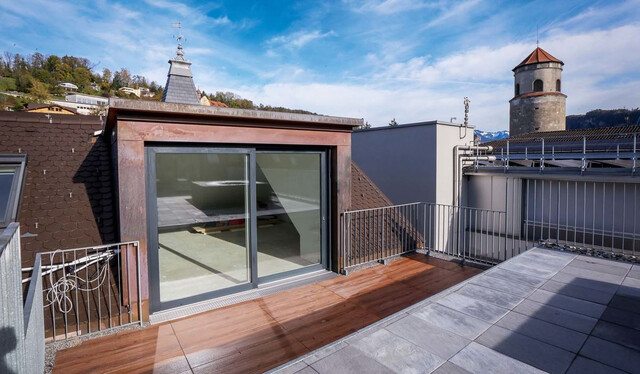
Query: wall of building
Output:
[[352, 121, 474, 206], [513, 62, 563, 96], [510, 94, 566, 135]]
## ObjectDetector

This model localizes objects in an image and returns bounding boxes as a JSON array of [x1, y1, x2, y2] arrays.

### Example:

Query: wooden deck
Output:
[[53, 254, 482, 374]]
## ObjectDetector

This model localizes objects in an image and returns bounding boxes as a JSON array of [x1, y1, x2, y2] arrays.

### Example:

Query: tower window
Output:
[[556, 79, 561, 91], [533, 79, 543, 92], [515, 83, 520, 96]]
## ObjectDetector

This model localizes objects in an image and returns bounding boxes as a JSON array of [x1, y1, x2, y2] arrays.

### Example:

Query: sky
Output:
[[0, 0, 639, 131]]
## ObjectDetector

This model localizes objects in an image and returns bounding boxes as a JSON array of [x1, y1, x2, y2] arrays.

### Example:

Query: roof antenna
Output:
[[172, 21, 186, 60]]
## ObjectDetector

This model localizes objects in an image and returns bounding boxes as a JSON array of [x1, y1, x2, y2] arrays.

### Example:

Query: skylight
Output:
[[0, 155, 26, 228]]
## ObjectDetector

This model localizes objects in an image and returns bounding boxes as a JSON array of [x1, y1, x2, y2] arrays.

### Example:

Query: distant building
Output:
[[23, 103, 77, 115], [52, 93, 108, 115], [509, 47, 566, 136], [56, 82, 78, 91], [118, 87, 141, 97], [199, 94, 228, 107]]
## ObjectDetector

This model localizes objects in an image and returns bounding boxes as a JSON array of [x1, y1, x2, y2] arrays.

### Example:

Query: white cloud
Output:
[[352, 0, 439, 14], [267, 30, 337, 51]]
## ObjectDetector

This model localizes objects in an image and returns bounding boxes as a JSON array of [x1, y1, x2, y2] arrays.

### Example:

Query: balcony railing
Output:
[[36, 241, 142, 341], [341, 202, 508, 272]]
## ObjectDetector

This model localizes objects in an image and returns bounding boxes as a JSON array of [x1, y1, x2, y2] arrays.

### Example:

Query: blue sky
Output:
[[1, 0, 639, 131]]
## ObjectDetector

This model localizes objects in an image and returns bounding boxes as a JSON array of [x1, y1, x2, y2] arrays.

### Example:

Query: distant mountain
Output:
[[475, 130, 509, 143], [567, 109, 640, 130]]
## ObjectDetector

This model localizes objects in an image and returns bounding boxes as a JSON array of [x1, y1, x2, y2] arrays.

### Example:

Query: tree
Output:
[[388, 118, 398, 126], [359, 121, 371, 129], [28, 78, 51, 102]]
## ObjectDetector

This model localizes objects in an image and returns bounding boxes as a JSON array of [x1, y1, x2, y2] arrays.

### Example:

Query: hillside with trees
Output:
[[567, 108, 640, 130], [0, 51, 316, 115]]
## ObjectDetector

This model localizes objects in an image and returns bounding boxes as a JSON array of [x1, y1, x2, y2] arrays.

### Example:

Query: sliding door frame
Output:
[[146, 146, 257, 312], [146, 145, 330, 313]]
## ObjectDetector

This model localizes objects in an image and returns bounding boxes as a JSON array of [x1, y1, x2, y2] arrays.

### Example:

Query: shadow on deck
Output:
[[52, 254, 482, 373]]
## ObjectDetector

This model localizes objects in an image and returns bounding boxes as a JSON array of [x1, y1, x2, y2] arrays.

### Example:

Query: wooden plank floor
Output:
[[53, 255, 482, 374]]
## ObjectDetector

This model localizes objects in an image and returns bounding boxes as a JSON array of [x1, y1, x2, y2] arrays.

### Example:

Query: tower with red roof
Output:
[[509, 47, 566, 136]]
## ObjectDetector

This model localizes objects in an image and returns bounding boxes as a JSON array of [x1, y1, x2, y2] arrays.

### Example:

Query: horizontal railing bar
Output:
[[38, 241, 139, 255]]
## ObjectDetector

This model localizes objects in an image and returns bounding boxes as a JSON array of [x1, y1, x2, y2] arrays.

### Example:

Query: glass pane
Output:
[[256, 153, 322, 277], [0, 168, 16, 220], [155, 152, 250, 304]]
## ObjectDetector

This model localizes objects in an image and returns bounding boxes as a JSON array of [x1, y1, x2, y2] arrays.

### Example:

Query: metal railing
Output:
[[425, 203, 508, 265], [1, 223, 45, 374], [36, 241, 142, 341], [517, 178, 639, 257], [341, 202, 508, 272]]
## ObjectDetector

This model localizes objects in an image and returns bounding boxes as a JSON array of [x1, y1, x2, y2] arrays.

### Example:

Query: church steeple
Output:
[[161, 24, 200, 105]]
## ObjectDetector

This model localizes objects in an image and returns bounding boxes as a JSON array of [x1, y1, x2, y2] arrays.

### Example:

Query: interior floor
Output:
[[158, 223, 318, 303]]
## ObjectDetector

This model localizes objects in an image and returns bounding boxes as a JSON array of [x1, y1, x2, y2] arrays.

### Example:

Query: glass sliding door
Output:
[[149, 148, 254, 310], [147, 147, 327, 312], [256, 152, 324, 279]]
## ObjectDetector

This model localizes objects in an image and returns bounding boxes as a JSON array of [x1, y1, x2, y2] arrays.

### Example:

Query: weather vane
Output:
[[172, 22, 186, 60]]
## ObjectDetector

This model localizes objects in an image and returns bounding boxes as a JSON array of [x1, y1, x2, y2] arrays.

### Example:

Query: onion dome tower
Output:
[[509, 47, 566, 136]]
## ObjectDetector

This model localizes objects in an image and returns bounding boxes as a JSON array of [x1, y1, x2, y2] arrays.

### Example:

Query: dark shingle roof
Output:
[[0, 112, 116, 267], [351, 162, 393, 210], [161, 57, 200, 105]]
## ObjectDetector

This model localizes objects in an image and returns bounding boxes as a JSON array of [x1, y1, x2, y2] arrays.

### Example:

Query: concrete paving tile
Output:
[[469, 273, 535, 298], [555, 265, 625, 286], [550, 271, 620, 293], [273, 361, 312, 374], [566, 356, 627, 374], [616, 276, 640, 299], [510, 251, 573, 269], [499, 261, 558, 278], [600, 305, 640, 330], [495, 311, 587, 353], [310, 346, 393, 374], [437, 293, 510, 324], [386, 315, 471, 360], [485, 268, 547, 288], [294, 366, 319, 374], [303, 342, 348, 366], [476, 325, 575, 374], [628, 267, 640, 280], [411, 303, 492, 340], [608, 294, 640, 314], [528, 248, 576, 260], [579, 336, 640, 374], [540, 279, 614, 305], [527, 289, 606, 318], [455, 283, 524, 309], [432, 362, 472, 374], [568, 258, 630, 276], [591, 320, 640, 351], [570, 255, 632, 269], [449, 342, 545, 374], [512, 299, 598, 334], [350, 329, 445, 373]]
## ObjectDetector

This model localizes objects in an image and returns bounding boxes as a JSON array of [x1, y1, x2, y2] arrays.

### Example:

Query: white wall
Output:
[[352, 121, 474, 206]]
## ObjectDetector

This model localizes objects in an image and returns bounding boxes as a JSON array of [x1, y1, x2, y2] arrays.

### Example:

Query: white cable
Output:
[[43, 249, 116, 314]]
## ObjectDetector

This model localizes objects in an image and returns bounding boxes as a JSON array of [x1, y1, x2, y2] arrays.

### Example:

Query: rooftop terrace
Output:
[[273, 247, 640, 374], [51, 254, 481, 373]]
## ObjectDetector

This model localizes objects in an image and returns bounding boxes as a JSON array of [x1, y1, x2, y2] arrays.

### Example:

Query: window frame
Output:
[[0, 154, 27, 228], [533, 79, 543, 92]]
